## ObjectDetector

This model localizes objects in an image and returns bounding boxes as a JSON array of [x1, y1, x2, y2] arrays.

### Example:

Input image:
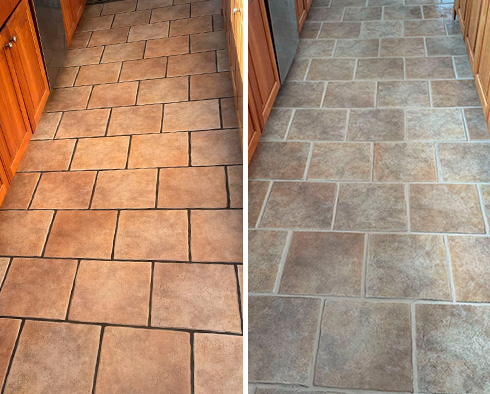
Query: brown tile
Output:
[[191, 31, 226, 52], [227, 165, 242, 208], [120, 57, 167, 81], [88, 27, 129, 47], [32, 112, 61, 140], [407, 109, 466, 140], [307, 59, 355, 81], [347, 109, 405, 141], [112, 10, 150, 27], [54, 67, 78, 88], [191, 129, 242, 165], [170, 16, 213, 36], [164, 100, 220, 131], [69, 31, 92, 48], [190, 72, 233, 100], [75, 62, 122, 85], [95, 327, 191, 394], [191, 0, 220, 17], [137, 76, 188, 104], [158, 166, 227, 208], [406, 57, 455, 79], [45, 210, 117, 258], [248, 181, 269, 227], [4, 321, 100, 394], [335, 183, 407, 231], [127, 21, 169, 41], [404, 19, 445, 36], [101, 0, 137, 15], [281, 232, 364, 296], [0, 258, 77, 318], [410, 184, 485, 233], [77, 14, 114, 32], [145, 35, 189, 57], [0, 211, 53, 256], [261, 182, 336, 229], [71, 136, 130, 170], [114, 210, 188, 260], [151, 4, 190, 22], [0, 319, 20, 388], [194, 333, 242, 394], [191, 210, 242, 262], [69, 260, 150, 325], [319, 22, 361, 38], [137, 0, 172, 10], [217, 50, 229, 71], [438, 143, 490, 182], [167, 51, 216, 77], [1, 173, 39, 209], [31, 171, 96, 209], [81, 4, 102, 18], [431, 80, 481, 107], [101, 41, 145, 63], [56, 109, 110, 139], [44, 86, 91, 112], [63, 47, 103, 66], [152, 263, 240, 331], [18, 139, 76, 171], [367, 234, 450, 300], [213, 13, 224, 30], [275, 82, 325, 108], [380, 37, 425, 56], [92, 169, 156, 208], [334, 39, 379, 57], [107, 104, 162, 135], [378, 81, 429, 108], [356, 58, 404, 80], [88, 82, 138, 108], [221, 97, 239, 128], [465, 108, 490, 140], [324, 81, 376, 108], [128, 133, 188, 167]]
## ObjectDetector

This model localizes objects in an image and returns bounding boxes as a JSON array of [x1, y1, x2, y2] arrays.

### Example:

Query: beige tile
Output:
[[120, 57, 167, 81], [77, 15, 114, 32], [151, 4, 190, 22], [356, 58, 404, 80], [18, 140, 76, 171], [465, 108, 490, 140], [107, 104, 162, 135], [0, 258, 77, 319], [426, 35, 467, 56], [69, 31, 92, 48], [81, 4, 102, 18], [439, 143, 490, 182], [288, 109, 346, 140], [324, 82, 376, 108], [128, 133, 188, 167], [101, 41, 145, 63], [127, 21, 169, 41], [334, 39, 379, 57], [64, 47, 103, 66], [114, 210, 188, 260], [88, 27, 129, 47], [101, 0, 137, 15], [431, 80, 481, 107], [361, 20, 403, 37], [275, 82, 325, 108], [164, 100, 221, 131], [112, 10, 151, 27], [378, 81, 429, 107], [191, 31, 227, 52], [44, 86, 91, 112], [482, 185, 490, 225], [75, 62, 122, 86], [88, 82, 138, 108], [32, 112, 62, 140], [137, 0, 172, 10], [286, 58, 309, 81], [227, 165, 242, 208], [319, 22, 361, 38], [406, 57, 455, 79], [190, 72, 234, 100], [170, 16, 213, 36], [71, 136, 130, 170], [54, 67, 78, 88], [347, 109, 405, 141], [248, 181, 269, 227], [307, 59, 356, 81], [144, 35, 189, 57], [56, 108, 110, 138], [152, 263, 241, 331], [343, 6, 382, 21], [167, 51, 216, 76], [191, 129, 242, 165], [404, 19, 445, 36], [261, 108, 293, 140], [407, 109, 466, 140], [137, 76, 188, 104], [221, 98, 239, 128], [1, 173, 40, 209], [69, 260, 151, 325], [0, 319, 21, 389], [380, 37, 425, 56]]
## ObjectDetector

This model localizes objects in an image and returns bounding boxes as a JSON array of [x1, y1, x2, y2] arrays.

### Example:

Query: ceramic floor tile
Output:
[[191, 0, 221, 17], [31, 112, 61, 140], [107, 104, 162, 135], [275, 82, 325, 108], [71, 136, 130, 170], [380, 37, 425, 56], [88, 27, 130, 47], [151, 263, 241, 331], [431, 80, 481, 107], [465, 108, 490, 140], [56, 108, 110, 138], [228, 165, 243, 208], [44, 86, 91, 112], [453, 55, 473, 78], [150, 4, 190, 22], [119, 57, 167, 81], [54, 67, 78, 88], [288, 109, 347, 140], [101, 41, 145, 63], [75, 62, 122, 86], [191, 31, 227, 52], [361, 21, 403, 38], [384, 5, 422, 19], [405, 57, 455, 79], [319, 22, 361, 38], [248, 181, 270, 227], [483, 185, 490, 225], [347, 109, 405, 140], [63, 47, 103, 66], [260, 109, 292, 140], [137, 76, 189, 105], [18, 139, 75, 172], [286, 58, 309, 81], [423, 4, 454, 18], [170, 16, 213, 36], [190, 72, 234, 100], [307, 59, 356, 81], [144, 35, 190, 57], [300, 22, 321, 38], [127, 21, 170, 41], [334, 39, 379, 57], [404, 19, 445, 36], [137, 0, 172, 10], [191, 129, 242, 165], [128, 133, 188, 168], [356, 58, 404, 80], [406, 109, 466, 140], [378, 81, 429, 107], [163, 100, 221, 131], [297, 39, 335, 58], [324, 82, 376, 108], [0, 319, 21, 388], [439, 143, 490, 182], [112, 10, 151, 28], [167, 51, 216, 76], [0, 173, 40, 209], [88, 82, 138, 108], [101, 0, 136, 15], [77, 15, 114, 32], [343, 6, 382, 21], [70, 31, 92, 48], [426, 35, 467, 56]]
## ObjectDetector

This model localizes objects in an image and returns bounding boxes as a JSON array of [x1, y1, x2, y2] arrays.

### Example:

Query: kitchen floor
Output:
[[249, 0, 490, 393], [0, 0, 243, 393]]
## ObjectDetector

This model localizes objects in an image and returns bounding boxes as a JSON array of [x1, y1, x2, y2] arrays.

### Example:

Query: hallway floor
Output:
[[249, 0, 490, 393], [0, 0, 243, 393]]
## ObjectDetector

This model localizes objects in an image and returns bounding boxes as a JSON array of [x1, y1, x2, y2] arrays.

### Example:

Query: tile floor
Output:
[[0, 0, 243, 392], [249, 0, 490, 393]]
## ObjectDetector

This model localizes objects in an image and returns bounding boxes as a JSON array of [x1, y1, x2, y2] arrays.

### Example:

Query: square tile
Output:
[[71, 136, 130, 170], [407, 109, 465, 140], [374, 142, 437, 181], [319, 22, 361, 38], [288, 109, 347, 141], [63, 47, 103, 66], [416, 304, 490, 393], [190, 72, 234, 100], [191, 129, 242, 165], [0, 211, 53, 256], [145, 35, 189, 57], [164, 100, 221, 131], [324, 82, 376, 108], [380, 37, 425, 56], [92, 169, 157, 209], [347, 109, 405, 140], [191, 31, 227, 52], [31, 171, 96, 209], [426, 36, 467, 56], [88, 82, 138, 108], [95, 327, 190, 394], [405, 57, 455, 79], [69, 260, 151, 325], [127, 21, 169, 41], [361, 21, 403, 38], [137, 76, 189, 104], [306, 59, 356, 81], [56, 108, 110, 138], [128, 133, 188, 167], [167, 51, 216, 76], [114, 210, 188, 260], [439, 143, 490, 182], [335, 183, 407, 231], [170, 16, 213, 36], [281, 232, 364, 296], [308, 142, 371, 180], [383, 5, 422, 19], [4, 321, 100, 394], [0, 173, 39, 209], [0, 319, 21, 388], [377, 81, 429, 108], [119, 57, 167, 81], [261, 181, 336, 229], [18, 140, 75, 172], [151, 263, 241, 331], [410, 184, 485, 233], [101, 41, 145, 63], [158, 166, 227, 208], [404, 19, 445, 36], [107, 104, 162, 135], [112, 10, 150, 27], [275, 82, 325, 108], [465, 108, 490, 140], [356, 58, 404, 80], [191, 210, 242, 262], [367, 234, 450, 300], [45, 210, 118, 259], [31, 112, 61, 140], [249, 296, 322, 385], [431, 80, 481, 107], [315, 300, 412, 392], [248, 181, 270, 227], [0, 258, 77, 319], [151, 4, 190, 22], [44, 86, 91, 112], [88, 27, 130, 47], [334, 39, 379, 57]]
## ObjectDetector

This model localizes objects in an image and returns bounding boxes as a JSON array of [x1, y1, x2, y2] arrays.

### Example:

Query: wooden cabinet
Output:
[[295, 0, 313, 33], [61, 0, 86, 45]]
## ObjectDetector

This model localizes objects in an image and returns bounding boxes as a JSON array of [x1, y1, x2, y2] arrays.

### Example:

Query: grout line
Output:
[[1, 320, 25, 394], [224, 166, 231, 208], [91, 326, 105, 394], [369, 142, 375, 181], [187, 210, 192, 262], [40, 211, 57, 258], [330, 183, 340, 231], [88, 171, 99, 209], [476, 184, 490, 235], [148, 261, 155, 327], [27, 173, 43, 210], [272, 231, 293, 294], [254, 181, 274, 229], [234, 264, 243, 332], [0, 258, 12, 294], [283, 109, 297, 141], [406, 183, 411, 232], [110, 210, 121, 260], [307, 299, 325, 388], [190, 332, 195, 394], [411, 302, 419, 394], [303, 142, 315, 180], [443, 235, 457, 303], [361, 233, 369, 298]]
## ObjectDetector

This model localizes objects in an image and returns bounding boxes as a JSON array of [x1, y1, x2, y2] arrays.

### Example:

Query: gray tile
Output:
[[481, 185, 490, 227], [407, 109, 466, 140], [368, 0, 403, 5], [348, 109, 405, 141], [367, 234, 450, 300], [405, 57, 455, 79], [331, 0, 366, 7], [249, 181, 270, 227], [378, 81, 429, 108], [255, 389, 343, 394], [286, 59, 310, 81], [445, 19, 461, 35], [360, 21, 403, 38], [306, 7, 344, 21], [249, 142, 310, 180], [383, 5, 422, 20], [314, 300, 412, 392], [426, 36, 467, 56], [261, 182, 336, 229], [249, 230, 288, 293], [380, 37, 425, 56], [249, 296, 322, 385], [410, 184, 485, 233], [439, 143, 490, 182], [374, 142, 437, 181], [288, 109, 347, 140], [334, 39, 380, 58], [422, 4, 454, 19], [296, 39, 335, 58], [449, 236, 490, 302], [343, 7, 382, 21], [453, 55, 473, 79], [307, 59, 356, 81], [404, 19, 445, 36], [324, 82, 376, 108], [275, 82, 325, 108], [308, 142, 371, 180], [319, 22, 361, 38], [262, 109, 293, 140], [335, 183, 407, 231], [431, 80, 481, 107], [356, 58, 404, 80], [465, 108, 490, 140], [300, 22, 321, 39], [416, 304, 490, 393]]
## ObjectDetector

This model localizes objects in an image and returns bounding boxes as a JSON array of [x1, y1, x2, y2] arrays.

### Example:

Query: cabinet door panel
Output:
[[61, 0, 86, 44], [465, 0, 483, 67], [295, 0, 307, 33]]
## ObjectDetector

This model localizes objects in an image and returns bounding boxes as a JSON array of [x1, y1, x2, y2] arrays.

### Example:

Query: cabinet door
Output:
[[6, 0, 49, 130], [474, 1, 490, 120], [0, 156, 8, 206], [61, 0, 86, 44], [248, 79, 262, 163], [295, 0, 307, 33], [465, 0, 484, 68]]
